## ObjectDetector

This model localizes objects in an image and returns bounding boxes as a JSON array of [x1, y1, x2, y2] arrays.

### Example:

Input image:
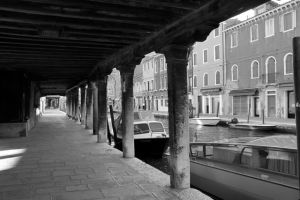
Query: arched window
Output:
[[203, 73, 208, 86], [284, 53, 293, 75], [266, 56, 276, 84], [215, 71, 221, 85], [251, 60, 259, 79], [231, 65, 238, 81], [193, 76, 197, 87]]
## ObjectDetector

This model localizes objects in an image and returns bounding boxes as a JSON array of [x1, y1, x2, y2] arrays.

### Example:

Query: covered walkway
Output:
[[0, 110, 210, 200]]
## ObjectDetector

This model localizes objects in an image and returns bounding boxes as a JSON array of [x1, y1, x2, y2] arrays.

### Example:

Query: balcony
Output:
[[261, 72, 279, 85]]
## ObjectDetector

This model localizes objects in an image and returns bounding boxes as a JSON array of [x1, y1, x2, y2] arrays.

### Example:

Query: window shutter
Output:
[[292, 11, 296, 29], [279, 14, 283, 32]]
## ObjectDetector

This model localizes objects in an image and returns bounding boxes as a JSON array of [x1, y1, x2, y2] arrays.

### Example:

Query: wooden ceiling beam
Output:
[[0, 12, 156, 33], [0, 3, 167, 27], [0, 52, 103, 58], [64, 30, 141, 39], [0, 33, 134, 46], [0, 45, 117, 53], [0, 32, 139, 44], [17, 0, 192, 14], [90, 0, 269, 76], [0, 58, 99, 62], [0, 41, 124, 50]]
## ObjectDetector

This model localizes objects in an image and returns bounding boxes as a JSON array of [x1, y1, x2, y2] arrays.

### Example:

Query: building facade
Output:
[[107, 68, 121, 109], [133, 64, 143, 110], [133, 52, 168, 112], [224, 0, 300, 119], [153, 54, 168, 112], [189, 23, 225, 117]]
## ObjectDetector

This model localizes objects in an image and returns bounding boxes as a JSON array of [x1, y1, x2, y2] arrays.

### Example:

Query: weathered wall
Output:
[[0, 71, 40, 137]]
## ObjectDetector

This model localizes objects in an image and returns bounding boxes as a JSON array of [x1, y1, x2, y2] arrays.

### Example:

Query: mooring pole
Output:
[[109, 105, 118, 144], [292, 37, 300, 199]]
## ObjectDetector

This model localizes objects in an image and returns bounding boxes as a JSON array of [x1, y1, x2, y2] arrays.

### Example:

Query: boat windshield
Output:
[[149, 122, 164, 133], [134, 123, 150, 134]]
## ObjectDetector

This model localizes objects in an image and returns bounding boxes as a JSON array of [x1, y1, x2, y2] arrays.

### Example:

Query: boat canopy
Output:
[[247, 135, 296, 149]]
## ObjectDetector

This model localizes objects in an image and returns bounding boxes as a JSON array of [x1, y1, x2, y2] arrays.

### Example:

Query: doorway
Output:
[[198, 96, 202, 116], [254, 97, 260, 117], [287, 91, 295, 118]]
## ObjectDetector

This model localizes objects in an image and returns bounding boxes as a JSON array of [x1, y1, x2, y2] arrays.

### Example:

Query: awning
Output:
[[229, 88, 258, 96], [200, 87, 222, 95], [278, 81, 294, 89]]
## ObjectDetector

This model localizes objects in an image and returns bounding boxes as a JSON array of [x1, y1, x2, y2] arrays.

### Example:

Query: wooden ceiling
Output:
[[0, 0, 267, 95]]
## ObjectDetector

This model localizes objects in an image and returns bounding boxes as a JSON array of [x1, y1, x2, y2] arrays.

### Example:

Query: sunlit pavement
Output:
[[0, 110, 211, 200]]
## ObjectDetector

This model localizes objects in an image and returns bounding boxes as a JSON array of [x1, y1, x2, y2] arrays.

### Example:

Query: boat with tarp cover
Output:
[[190, 135, 298, 200]]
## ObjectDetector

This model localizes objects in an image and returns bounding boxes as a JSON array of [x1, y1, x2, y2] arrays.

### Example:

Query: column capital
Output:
[[160, 44, 191, 65], [119, 56, 143, 74]]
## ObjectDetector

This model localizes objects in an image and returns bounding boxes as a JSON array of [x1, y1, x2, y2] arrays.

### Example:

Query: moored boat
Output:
[[229, 123, 276, 131], [114, 115, 169, 158], [190, 135, 298, 200], [189, 117, 220, 126]]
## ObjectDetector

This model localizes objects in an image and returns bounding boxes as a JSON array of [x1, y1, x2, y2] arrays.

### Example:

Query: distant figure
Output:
[[193, 132, 198, 142]]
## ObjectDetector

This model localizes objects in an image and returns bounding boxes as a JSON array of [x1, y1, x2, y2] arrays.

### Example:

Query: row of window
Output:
[[232, 90, 278, 117], [231, 53, 293, 82], [142, 57, 167, 73], [142, 60, 153, 72], [192, 45, 221, 65], [189, 71, 221, 90], [155, 57, 167, 73], [139, 53, 293, 90], [155, 97, 168, 107], [231, 10, 296, 48], [134, 76, 168, 92]]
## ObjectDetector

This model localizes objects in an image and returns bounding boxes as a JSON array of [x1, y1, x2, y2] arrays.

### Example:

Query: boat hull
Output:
[[189, 117, 220, 126], [191, 160, 298, 200], [229, 124, 276, 131], [115, 137, 169, 158]]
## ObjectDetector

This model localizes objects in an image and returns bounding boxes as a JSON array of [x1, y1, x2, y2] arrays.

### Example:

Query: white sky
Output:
[[234, 0, 291, 20]]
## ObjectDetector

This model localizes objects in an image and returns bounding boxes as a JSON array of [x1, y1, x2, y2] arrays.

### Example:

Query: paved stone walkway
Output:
[[0, 110, 211, 200]]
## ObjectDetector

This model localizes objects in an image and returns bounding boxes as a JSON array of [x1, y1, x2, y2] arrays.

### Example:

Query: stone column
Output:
[[92, 81, 98, 135], [80, 85, 87, 125], [292, 37, 300, 194], [97, 76, 108, 143], [76, 88, 81, 122], [72, 91, 76, 119], [85, 81, 93, 129], [121, 68, 135, 158], [162, 45, 190, 189], [73, 89, 77, 120], [66, 93, 70, 116]]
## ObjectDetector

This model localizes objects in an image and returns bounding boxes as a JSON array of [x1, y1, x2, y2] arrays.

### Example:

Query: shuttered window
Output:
[[233, 96, 248, 115]]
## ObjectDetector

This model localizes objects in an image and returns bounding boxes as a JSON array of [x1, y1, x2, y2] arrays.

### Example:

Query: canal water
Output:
[[141, 124, 292, 175]]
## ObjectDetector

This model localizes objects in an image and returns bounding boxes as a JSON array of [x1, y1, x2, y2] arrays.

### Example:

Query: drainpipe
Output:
[[222, 23, 226, 116], [292, 37, 300, 199]]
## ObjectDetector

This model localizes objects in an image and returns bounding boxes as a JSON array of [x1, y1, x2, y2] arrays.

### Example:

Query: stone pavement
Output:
[[0, 110, 211, 200]]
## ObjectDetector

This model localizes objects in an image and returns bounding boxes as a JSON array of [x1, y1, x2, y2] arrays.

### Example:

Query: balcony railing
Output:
[[261, 72, 279, 84]]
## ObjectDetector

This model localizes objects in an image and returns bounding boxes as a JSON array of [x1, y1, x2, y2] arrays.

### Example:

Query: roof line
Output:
[[224, 0, 300, 32]]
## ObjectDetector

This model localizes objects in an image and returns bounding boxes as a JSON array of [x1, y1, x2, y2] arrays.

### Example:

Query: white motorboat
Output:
[[189, 117, 220, 126], [190, 135, 298, 200], [114, 114, 169, 158]]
